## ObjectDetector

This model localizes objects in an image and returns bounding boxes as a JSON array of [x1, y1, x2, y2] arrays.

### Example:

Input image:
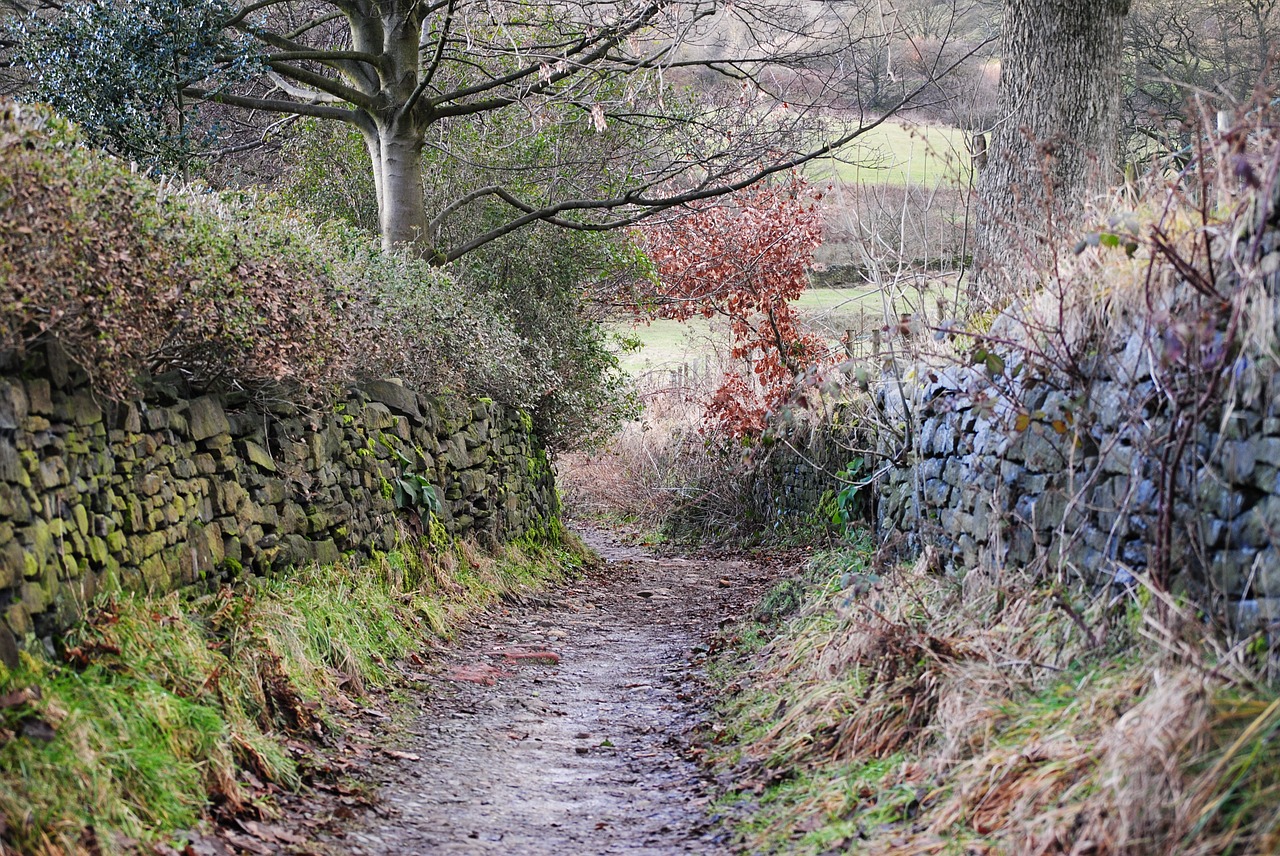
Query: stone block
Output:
[[6, 602, 32, 636], [24, 378, 51, 415], [256, 478, 288, 506], [0, 378, 28, 430], [1220, 440, 1257, 484], [1235, 597, 1280, 630], [143, 407, 171, 431], [1021, 428, 1066, 473], [37, 458, 68, 489], [1258, 549, 1280, 598], [278, 502, 307, 535], [139, 554, 172, 593], [922, 478, 951, 509], [0, 623, 18, 669], [188, 397, 231, 442], [459, 468, 487, 496], [67, 391, 103, 426], [362, 380, 421, 419], [361, 402, 396, 431], [106, 528, 126, 554], [21, 579, 50, 613], [0, 540, 22, 589], [311, 539, 340, 566], [242, 441, 277, 472], [1209, 550, 1261, 598], [1255, 436, 1280, 468], [0, 442, 25, 486]]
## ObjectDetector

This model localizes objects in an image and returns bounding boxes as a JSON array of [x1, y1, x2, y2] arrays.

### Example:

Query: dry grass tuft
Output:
[[557, 370, 749, 536], [708, 540, 1280, 856]]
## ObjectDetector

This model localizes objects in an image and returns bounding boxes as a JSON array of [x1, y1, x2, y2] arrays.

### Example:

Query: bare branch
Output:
[[184, 86, 357, 122]]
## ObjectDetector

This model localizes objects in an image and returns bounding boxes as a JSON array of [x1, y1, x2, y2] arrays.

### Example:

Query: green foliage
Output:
[[389, 448, 440, 517], [282, 116, 645, 449], [830, 457, 867, 530], [280, 120, 377, 234], [8, 0, 256, 171], [458, 221, 643, 449]]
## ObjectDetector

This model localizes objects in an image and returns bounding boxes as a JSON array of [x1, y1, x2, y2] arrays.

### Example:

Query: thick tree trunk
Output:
[[973, 0, 1131, 294], [371, 123, 430, 253]]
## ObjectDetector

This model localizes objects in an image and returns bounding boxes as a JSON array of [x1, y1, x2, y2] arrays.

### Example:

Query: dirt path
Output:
[[296, 529, 790, 855]]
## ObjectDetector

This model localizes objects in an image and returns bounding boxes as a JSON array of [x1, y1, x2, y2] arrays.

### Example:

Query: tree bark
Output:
[[974, 0, 1131, 294], [367, 121, 430, 252]]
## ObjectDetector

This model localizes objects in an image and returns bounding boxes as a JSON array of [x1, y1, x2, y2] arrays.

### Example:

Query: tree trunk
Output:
[[973, 0, 1131, 294], [370, 122, 430, 253]]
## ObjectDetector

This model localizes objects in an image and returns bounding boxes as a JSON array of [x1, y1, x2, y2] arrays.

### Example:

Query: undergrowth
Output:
[[706, 537, 1280, 854], [0, 531, 587, 854]]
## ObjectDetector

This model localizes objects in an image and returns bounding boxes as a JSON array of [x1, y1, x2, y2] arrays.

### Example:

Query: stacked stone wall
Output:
[[747, 429, 850, 527], [874, 349, 1280, 634], [0, 347, 557, 659]]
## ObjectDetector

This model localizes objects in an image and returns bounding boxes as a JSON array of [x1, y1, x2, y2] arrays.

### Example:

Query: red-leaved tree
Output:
[[639, 179, 828, 439]]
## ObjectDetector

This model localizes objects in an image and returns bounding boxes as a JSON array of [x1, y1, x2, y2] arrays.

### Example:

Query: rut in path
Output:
[[327, 530, 788, 855]]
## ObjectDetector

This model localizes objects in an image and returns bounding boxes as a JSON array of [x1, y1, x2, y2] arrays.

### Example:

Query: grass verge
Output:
[[704, 538, 1280, 854], [0, 529, 589, 855]]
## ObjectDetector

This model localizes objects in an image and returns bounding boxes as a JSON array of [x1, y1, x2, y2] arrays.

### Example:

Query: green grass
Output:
[[808, 121, 971, 188], [0, 530, 588, 854], [716, 754, 926, 854]]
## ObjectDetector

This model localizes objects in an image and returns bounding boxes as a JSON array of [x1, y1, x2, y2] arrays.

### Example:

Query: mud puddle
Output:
[[309, 530, 792, 855]]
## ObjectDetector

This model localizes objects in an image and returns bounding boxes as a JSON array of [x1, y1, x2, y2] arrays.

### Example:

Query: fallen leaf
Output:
[[381, 749, 421, 761], [499, 649, 560, 665], [220, 831, 271, 855], [445, 664, 511, 685]]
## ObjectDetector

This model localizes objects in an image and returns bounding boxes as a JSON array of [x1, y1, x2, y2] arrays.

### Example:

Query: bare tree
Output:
[[1124, 0, 1279, 160], [6, 0, 987, 260]]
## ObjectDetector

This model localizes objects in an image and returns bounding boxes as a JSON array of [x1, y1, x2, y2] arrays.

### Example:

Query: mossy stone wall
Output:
[[0, 349, 557, 660]]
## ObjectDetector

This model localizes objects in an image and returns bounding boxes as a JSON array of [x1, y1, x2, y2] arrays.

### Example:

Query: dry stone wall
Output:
[[747, 428, 851, 529], [0, 347, 557, 661], [875, 340, 1280, 637]]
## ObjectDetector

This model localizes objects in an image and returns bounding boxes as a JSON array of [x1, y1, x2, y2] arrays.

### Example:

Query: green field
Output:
[[615, 275, 962, 378], [809, 121, 971, 187], [614, 284, 939, 376]]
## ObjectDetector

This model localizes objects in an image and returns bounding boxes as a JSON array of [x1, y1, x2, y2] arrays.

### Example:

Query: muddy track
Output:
[[310, 530, 791, 855]]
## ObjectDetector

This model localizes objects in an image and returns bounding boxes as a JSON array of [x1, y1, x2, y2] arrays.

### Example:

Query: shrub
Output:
[[638, 179, 829, 440], [0, 101, 633, 446], [0, 102, 352, 399], [282, 117, 645, 449]]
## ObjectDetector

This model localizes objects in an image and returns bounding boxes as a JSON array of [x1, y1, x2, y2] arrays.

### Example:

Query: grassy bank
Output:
[[0, 530, 589, 854], [705, 538, 1280, 854]]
